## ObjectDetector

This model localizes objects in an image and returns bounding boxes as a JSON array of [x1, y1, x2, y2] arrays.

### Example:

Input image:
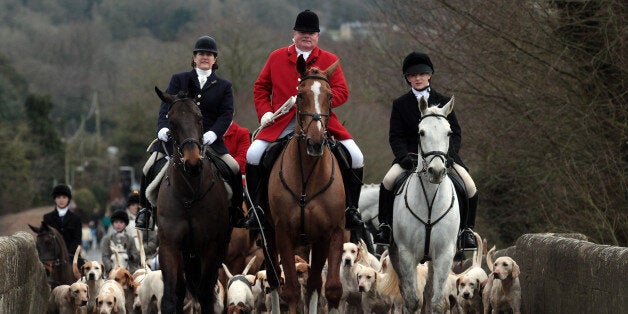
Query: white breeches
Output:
[[382, 163, 476, 197], [246, 120, 364, 169]]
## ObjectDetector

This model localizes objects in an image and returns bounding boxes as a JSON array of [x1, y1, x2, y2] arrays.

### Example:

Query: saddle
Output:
[[144, 150, 234, 207], [392, 167, 469, 214]]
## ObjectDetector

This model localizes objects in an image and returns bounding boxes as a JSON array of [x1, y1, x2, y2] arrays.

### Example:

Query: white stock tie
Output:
[[199, 75, 207, 88]]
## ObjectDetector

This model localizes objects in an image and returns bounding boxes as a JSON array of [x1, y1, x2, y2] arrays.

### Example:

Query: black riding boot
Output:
[[135, 156, 167, 231], [343, 167, 364, 230], [242, 163, 266, 230], [135, 172, 154, 231], [374, 184, 395, 245], [229, 171, 246, 228], [459, 193, 479, 251]]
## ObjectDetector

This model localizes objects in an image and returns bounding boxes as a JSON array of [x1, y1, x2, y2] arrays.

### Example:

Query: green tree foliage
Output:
[[0, 125, 32, 214], [0, 54, 27, 123]]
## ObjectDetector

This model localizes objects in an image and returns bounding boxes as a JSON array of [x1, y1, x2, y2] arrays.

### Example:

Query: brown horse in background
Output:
[[154, 87, 232, 313], [29, 222, 74, 288], [263, 55, 345, 313]]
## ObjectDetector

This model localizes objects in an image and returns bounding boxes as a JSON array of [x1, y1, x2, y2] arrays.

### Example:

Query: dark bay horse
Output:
[[29, 222, 74, 288], [264, 55, 345, 313], [154, 87, 232, 313]]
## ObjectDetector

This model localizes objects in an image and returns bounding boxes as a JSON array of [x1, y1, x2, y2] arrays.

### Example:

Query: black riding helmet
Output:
[[402, 51, 434, 85], [51, 184, 72, 200], [110, 210, 129, 225], [193, 36, 218, 56], [127, 192, 140, 207]]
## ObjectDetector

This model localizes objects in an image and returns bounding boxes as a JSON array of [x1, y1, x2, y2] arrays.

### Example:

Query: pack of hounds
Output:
[[45, 186, 518, 313], [46, 229, 520, 313]]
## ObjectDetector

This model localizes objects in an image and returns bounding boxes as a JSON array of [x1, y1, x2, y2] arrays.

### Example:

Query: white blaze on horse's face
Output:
[[311, 81, 323, 132]]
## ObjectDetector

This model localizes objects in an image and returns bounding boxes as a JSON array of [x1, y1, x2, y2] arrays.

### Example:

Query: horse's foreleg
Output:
[[429, 244, 456, 313], [323, 227, 344, 311], [275, 230, 300, 313], [308, 239, 329, 313], [160, 246, 185, 313], [390, 243, 420, 313]]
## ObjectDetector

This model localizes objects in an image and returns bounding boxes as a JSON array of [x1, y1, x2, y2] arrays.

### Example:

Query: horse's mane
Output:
[[176, 90, 188, 99]]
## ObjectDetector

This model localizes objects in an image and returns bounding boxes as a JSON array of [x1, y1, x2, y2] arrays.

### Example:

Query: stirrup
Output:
[[344, 207, 363, 230], [374, 224, 391, 245], [135, 208, 154, 231], [458, 228, 477, 251], [242, 206, 265, 230]]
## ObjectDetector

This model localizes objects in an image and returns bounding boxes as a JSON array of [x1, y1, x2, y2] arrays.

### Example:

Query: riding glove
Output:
[[157, 127, 170, 142], [399, 155, 416, 170], [260, 112, 274, 126], [203, 131, 217, 145]]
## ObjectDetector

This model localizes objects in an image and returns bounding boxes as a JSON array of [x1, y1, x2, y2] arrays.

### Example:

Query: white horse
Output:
[[358, 183, 380, 230], [389, 96, 460, 313]]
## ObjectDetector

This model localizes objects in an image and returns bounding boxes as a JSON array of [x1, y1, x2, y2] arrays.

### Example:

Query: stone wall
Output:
[[0, 231, 50, 314], [493, 233, 628, 314]]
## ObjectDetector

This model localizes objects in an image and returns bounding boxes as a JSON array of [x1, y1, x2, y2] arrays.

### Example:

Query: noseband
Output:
[[296, 75, 332, 142]]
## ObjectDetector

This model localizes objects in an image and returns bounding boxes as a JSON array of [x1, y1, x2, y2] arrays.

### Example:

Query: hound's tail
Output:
[[472, 232, 484, 268], [72, 245, 82, 279], [137, 229, 147, 270], [486, 245, 496, 272]]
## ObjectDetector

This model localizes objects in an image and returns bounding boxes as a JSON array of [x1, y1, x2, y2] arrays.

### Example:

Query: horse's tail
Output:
[[486, 245, 496, 272], [72, 245, 82, 280], [472, 232, 484, 268]]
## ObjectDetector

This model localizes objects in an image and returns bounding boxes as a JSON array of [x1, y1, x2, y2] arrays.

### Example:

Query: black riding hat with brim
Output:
[[193, 36, 218, 56], [110, 210, 129, 225], [294, 9, 320, 33], [403, 51, 434, 75], [52, 184, 72, 200]]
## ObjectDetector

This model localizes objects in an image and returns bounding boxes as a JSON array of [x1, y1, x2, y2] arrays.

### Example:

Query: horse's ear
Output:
[[28, 224, 40, 233], [443, 95, 455, 115], [419, 96, 429, 114], [155, 86, 174, 104], [296, 55, 307, 76], [324, 59, 340, 79]]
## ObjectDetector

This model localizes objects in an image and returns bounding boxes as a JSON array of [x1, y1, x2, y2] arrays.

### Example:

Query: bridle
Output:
[[417, 113, 452, 173], [36, 231, 67, 274], [295, 75, 332, 144], [167, 98, 203, 163]]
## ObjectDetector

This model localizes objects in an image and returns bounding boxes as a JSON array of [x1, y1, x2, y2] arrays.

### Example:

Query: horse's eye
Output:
[[419, 130, 425, 136], [447, 131, 452, 137]]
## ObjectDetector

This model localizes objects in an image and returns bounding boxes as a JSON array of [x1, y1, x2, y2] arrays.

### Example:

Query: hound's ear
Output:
[[511, 260, 520, 278], [65, 286, 73, 302]]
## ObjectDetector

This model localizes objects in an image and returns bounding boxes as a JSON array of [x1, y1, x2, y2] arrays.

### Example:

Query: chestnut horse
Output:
[[154, 87, 231, 313], [29, 222, 74, 288], [264, 55, 344, 313]]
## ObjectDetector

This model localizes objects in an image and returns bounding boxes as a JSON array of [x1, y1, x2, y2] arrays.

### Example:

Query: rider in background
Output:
[[242, 9, 364, 230], [101, 210, 140, 274], [135, 35, 246, 230], [43, 183, 84, 267], [223, 117, 251, 186], [373, 51, 479, 251]]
